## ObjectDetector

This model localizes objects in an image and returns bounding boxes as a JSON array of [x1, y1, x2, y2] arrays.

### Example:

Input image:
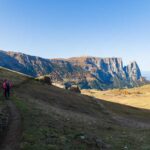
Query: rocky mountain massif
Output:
[[0, 50, 146, 89]]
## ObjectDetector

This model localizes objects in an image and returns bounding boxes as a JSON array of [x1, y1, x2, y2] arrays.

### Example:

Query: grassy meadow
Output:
[[2, 67, 150, 149], [82, 85, 150, 110]]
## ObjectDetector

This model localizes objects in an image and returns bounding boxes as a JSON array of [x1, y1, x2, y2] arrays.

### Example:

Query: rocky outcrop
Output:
[[66, 57, 145, 89], [0, 50, 54, 76], [124, 61, 141, 81], [0, 50, 147, 90]]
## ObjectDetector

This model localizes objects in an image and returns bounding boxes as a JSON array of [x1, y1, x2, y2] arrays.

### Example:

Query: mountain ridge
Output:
[[0, 50, 147, 89]]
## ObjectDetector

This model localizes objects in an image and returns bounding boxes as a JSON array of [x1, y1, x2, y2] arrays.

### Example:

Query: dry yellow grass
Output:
[[82, 85, 150, 110]]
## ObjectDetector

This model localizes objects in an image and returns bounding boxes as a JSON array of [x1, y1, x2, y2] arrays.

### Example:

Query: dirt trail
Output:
[[1, 100, 21, 150]]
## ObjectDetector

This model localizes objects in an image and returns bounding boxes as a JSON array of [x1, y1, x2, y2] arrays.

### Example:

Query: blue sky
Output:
[[0, 0, 150, 71]]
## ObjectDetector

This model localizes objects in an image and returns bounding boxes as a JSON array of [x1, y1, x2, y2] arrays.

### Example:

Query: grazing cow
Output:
[[38, 76, 52, 85], [69, 85, 81, 93]]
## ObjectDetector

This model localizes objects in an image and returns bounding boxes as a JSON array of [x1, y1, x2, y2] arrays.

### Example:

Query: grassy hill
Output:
[[1, 67, 150, 149]]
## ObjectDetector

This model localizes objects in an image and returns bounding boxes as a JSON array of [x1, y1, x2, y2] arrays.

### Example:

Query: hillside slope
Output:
[[1, 68, 150, 149]]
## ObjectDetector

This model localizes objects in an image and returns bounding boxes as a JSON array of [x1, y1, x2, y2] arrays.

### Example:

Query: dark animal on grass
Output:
[[38, 76, 52, 85], [69, 86, 81, 93]]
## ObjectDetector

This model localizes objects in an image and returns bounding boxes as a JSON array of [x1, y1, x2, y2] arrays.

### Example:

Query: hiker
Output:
[[2, 79, 13, 99]]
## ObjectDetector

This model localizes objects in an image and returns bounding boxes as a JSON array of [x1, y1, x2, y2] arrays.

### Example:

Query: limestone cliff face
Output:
[[0, 50, 54, 76], [124, 61, 141, 81], [67, 57, 144, 89], [0, 50, 146, 89]]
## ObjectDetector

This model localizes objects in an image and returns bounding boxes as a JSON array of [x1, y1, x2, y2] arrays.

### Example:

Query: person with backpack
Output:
[[2, 79, 13, 99]]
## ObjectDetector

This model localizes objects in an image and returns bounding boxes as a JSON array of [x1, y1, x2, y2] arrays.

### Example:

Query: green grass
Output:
[[12, 82, 149, 150], [13, 97, 93, 150]]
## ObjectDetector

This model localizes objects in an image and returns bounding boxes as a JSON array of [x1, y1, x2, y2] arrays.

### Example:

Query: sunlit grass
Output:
[[82, 84, 150, 110]]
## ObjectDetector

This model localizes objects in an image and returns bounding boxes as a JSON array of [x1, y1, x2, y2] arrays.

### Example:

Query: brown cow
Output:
[[69, 85, 81, 93]]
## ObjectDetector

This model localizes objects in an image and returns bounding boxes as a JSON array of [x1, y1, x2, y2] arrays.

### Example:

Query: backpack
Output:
[[6, 82, 10, 90]]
